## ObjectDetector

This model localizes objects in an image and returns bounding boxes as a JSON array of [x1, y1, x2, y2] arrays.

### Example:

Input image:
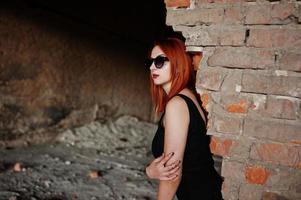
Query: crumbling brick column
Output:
[[165, 0, 301, 199]]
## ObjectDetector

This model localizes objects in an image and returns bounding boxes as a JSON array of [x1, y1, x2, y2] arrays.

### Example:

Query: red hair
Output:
[[149, 38, 195, 114]]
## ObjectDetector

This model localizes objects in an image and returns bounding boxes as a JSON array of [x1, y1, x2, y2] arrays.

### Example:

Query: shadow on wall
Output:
[[0, 0, 180, 146]]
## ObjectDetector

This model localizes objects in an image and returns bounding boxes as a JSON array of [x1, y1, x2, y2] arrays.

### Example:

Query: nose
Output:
[[149, 61, 156, 70]]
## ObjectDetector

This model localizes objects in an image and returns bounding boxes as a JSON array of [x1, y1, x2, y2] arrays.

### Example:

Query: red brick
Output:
[[214, 114, 242, 134], [271, 3, 296, 21], [250, 142, 301, 168], [222, 160, 245, 181], [239, 184, 264, 200], [242, 73, 301, 98], [291, 140, 301, 145], [247, 28, 301, 48], [226, 99, 248, 113], [210, 136, 234, 156], [183, 26, 245, 46], [230, 136, 253, 160], [241, 73, 269, 94], [248, 94, 267, 111], [299, 101, 301, 120], [214, 0, 244, 2], [245, 5, 271, 25], [279, 51, 301, 72], [245, 166, 271, 185], [298, 5, 301, 23], [221, 178, 240, 200], [245, 3, 296, 24], [262, 192, 291, 200], [198, 67, 226, 91], [191, 52, 202, 70], [224, 7, 244, 24], [166, 8, 224, 26], [220, 27, 245, 46], [265, 96, 297, 120], [207, 117, 213, 130], [184, 26, 220, 46], [200, 93, 209, 109], [220, 93, 252, 114], [197, 0, 244, 4], [208, 47, 274, 69], [269, 76, 301, 98], [220, 70, 242, 93], [197, 0, 214, 3], [165, 0, 190, 8], [266, 166, 301, 190], [244, 118, 301, 143]]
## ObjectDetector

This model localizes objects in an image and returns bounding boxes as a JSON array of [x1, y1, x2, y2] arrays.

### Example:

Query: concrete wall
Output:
[[0, 1, 165, 146], [165, 0, 301, 199]]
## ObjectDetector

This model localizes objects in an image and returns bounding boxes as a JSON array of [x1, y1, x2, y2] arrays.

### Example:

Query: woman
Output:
[[144, 37, 224, 200]]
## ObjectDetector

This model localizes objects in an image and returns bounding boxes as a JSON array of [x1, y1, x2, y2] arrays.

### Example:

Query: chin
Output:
[[153, 80, 163, 85], [153, 79, 171, 87]]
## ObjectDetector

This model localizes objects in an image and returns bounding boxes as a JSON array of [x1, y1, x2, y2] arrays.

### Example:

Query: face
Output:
[[148, 45, 172, 92]]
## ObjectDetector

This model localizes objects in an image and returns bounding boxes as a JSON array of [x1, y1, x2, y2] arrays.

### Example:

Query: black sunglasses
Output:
[[145, 55, 169, 69]]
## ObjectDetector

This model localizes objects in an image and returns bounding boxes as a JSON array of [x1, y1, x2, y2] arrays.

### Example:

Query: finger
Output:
[[170, 174, 180, 181], [160, 152, 174, 165], [168, 164, 181, 174], [159, 177, 170, 181], [163, 160, 181, 171], [154, 153, 165, 163], [162, 165, 180, 177], [163, 164, 175, 171]]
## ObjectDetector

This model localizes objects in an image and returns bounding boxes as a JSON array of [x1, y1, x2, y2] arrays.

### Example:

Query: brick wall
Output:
[[165, 0, 301, 199]]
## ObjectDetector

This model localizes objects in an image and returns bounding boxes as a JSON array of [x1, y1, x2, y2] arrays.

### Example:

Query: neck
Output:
[[162, 82, 171, 95]]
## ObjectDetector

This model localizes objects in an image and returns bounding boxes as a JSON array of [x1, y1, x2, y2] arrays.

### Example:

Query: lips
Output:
[[152, 74, 159, 79]]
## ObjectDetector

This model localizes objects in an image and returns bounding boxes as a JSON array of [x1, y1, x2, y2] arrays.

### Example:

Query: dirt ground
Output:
[[0, 115, 221, 200], [0, 143, 157, 200], [0, 116, 158, 200]]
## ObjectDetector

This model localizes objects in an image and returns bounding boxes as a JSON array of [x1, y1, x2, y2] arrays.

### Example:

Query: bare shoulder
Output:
[[165, 95, 188, 116]]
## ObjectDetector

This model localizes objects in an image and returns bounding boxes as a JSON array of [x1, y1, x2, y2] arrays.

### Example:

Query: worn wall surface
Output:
[[166, 0, 301, 199], [0, 1, 167, 146]]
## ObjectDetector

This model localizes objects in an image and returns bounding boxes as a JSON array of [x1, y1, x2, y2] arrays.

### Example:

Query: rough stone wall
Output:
[[165, 0, 301, 199], [0, 4, 152, 146]]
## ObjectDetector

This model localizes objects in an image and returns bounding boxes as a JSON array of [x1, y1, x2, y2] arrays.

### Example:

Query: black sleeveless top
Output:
[[151, 94, 224, 200]]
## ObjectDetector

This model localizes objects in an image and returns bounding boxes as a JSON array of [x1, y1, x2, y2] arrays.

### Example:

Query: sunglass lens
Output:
[[145, 56, 168, 69], [144, 59, 153, 68], [154, 57, 165, 69]]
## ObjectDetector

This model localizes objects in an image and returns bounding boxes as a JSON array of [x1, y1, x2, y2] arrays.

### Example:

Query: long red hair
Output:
[[149, 38, 195, 114]]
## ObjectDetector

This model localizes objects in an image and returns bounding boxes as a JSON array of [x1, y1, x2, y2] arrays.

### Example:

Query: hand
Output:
[[145, 152, 181, 181]]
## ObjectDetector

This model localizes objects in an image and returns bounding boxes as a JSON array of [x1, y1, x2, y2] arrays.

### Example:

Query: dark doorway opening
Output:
[[0, 1, 187, 200]]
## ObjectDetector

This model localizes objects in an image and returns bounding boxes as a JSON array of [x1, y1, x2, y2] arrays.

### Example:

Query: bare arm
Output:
[[157, 96, 189, 200]]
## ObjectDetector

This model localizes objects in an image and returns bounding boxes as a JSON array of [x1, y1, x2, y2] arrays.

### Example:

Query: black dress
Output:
[[151, 94, 224, 200]]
